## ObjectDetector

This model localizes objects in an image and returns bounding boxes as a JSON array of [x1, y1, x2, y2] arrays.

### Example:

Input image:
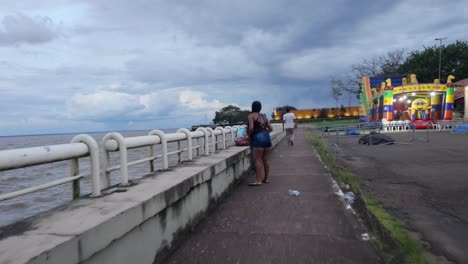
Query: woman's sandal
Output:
[[248, 182, 262, 186]]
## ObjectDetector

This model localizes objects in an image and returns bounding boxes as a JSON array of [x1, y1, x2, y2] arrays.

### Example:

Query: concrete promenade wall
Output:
[[0, 130, 285, 264]]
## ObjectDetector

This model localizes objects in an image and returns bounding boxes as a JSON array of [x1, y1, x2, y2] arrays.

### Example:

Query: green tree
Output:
[[330, 84, 343, 109], [352, 49, 405, 78], [399, 41, 468, 83], [340, 104, 347, 116], [332, 49, 406, 98], [319, 108, 328, 118], [213, 105, 250, 125], [275, 105, 297, 112], [272, 105, 297, 119]]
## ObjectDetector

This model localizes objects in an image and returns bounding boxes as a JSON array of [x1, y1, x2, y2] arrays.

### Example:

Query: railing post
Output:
[[196, 127, 210, 155], [224, 126, 233, 147], [206, 127, 216, 153], [215, 127, 226, 149], [232, 125, 239, 138], [71, 134, 101, 197], [102, 132, 129, 186], [101, 144, 111, 188], [149, 130, 168, 170], [148, 143, 155, 173], [177, 141, 181, 163], [230, 126, 237, 146], [196, 136, 200, 157], [70, 158, 80, 200], [177, 128, 192, 160]]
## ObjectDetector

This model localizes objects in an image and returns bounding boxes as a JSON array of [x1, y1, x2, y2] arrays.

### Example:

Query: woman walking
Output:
[[248, 101, 273, 186]]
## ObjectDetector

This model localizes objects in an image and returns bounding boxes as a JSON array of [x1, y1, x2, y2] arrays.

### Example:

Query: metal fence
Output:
[[0, 126, 243, 202], [0, 124, 283, 204], [318, 118, 468, 159], [0, 134, 100, 201]]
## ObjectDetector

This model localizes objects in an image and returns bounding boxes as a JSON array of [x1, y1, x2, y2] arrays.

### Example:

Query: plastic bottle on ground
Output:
[[344, 191, 356, 204], [288, 189, 301, 196]]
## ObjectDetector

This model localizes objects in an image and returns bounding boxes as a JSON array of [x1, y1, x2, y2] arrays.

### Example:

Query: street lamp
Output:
[[435, 37, 447, 81]]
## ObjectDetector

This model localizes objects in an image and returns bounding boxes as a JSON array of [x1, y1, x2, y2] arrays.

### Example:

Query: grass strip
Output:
[[305, 129, 432, 264], [310, 119, 359, 127]]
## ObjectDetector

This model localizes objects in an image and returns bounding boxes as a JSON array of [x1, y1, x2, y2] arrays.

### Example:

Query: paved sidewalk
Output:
[[163, 128, 382, 264]]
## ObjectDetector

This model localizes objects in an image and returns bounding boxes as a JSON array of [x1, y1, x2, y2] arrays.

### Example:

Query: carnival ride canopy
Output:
[[369, 75, 406, 88]]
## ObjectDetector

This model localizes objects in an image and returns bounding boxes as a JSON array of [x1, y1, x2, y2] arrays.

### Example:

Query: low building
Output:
[[273, 106, 360, 121]]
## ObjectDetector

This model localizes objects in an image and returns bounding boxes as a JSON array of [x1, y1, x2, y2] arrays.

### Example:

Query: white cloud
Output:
[[63, 88, 232, 125], [65, 91, 143, 120], [138, 89, 180, 115], [179, 90, 223, 110], [125, 33, 267, 86]]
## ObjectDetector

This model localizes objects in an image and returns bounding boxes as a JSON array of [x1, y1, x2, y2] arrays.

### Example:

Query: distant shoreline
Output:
[[0, 124, 251, 137], [0, 128, 181, 138], [190, 124, 245, 131]]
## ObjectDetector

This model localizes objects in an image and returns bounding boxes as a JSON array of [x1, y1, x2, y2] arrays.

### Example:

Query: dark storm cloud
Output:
[[87, 0, 398, 50], [81, 0, 466, 114], [0, 13, 59, 45], [1, 0, 468, 135], [85, 0, 402, 87]]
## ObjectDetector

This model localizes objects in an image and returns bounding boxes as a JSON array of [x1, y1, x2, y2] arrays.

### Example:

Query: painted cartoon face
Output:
[[411, 98, 429, 110]]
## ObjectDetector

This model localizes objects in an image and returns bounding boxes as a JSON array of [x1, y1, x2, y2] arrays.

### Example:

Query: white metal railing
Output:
[[101, 126, 243, 187], [0, 134, 101, 202], [0, 123, 283, 203]]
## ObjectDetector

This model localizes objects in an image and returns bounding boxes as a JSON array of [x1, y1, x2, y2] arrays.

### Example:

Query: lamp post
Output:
[[435, 37, 447, 81]]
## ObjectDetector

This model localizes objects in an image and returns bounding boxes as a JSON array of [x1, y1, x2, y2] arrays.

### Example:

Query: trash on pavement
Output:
[[288, 189, 301, 196], [346, 129, 360, 135], [453, 124, 468, 133], [340, 183, 350, 191], [343, 191, 356, 204]]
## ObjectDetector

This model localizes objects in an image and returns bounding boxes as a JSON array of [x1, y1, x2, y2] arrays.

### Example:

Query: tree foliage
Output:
[[212, 105, 250, 125], [399, 41, 468, 83], [352, 49, 405, 78], [272, 105, 297, 119], [330, 78, 359, 94], [319, 108, 328, 118], [331, 49, 406, 98], [340, 104, 346, 114], [330, 41, 468, 102], [330, 84, 343, 108], [275, 105, 297, 112]]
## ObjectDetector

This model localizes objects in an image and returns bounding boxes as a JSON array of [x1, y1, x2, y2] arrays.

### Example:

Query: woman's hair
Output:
[[251, 101, 262, 113]]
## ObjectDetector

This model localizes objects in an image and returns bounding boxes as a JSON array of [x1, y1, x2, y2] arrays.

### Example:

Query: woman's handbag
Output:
[[235, 128, 250, 146]]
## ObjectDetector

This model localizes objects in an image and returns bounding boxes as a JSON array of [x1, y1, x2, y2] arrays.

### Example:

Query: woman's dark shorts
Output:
[[251, 131, 272, 148]]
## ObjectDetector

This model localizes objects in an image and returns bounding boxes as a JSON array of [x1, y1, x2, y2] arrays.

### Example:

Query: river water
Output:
[[0, 129, 194, 228]]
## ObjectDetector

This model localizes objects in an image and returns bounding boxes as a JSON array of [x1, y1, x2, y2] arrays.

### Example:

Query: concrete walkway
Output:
[[163, 128, 382, 264]]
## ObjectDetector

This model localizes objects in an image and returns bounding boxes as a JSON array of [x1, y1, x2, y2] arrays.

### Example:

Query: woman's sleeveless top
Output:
[[253, 113, 268, 135]]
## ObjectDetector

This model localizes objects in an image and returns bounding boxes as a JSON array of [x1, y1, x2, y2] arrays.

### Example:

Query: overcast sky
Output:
[[0, 0, 467, 136]]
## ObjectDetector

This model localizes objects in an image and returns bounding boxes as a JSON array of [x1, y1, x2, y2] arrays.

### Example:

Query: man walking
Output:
[[282, 108, 297, 146]]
